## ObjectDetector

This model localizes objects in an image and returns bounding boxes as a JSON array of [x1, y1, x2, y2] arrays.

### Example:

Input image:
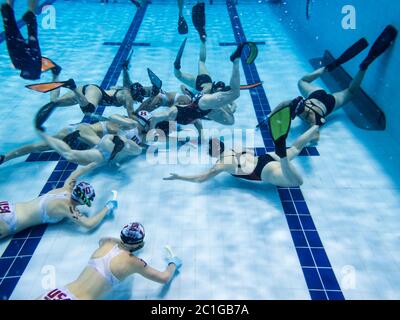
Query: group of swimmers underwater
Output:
[[0, 0, 398, 300]]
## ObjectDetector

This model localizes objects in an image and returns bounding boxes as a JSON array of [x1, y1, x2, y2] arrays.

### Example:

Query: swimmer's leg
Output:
[[76, 125, 101, 146], [150, 107, 178, 129], [207, 108, 235, 125], [198, 40, 209, 76], [177, 0, 188, 34], [297, 67, 326, 98], [331, 69, 366, 110], [1, 2, 28, 70], [198, 59, 240, 110], [2, 141, 51, 163], [36, 131, 102, 165], [174, 69, 197, 90], [284, 125, 320, 161]]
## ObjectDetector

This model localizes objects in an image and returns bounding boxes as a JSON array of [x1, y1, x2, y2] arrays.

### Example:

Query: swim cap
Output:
[[71, 182, 96, 207], [211, 81, 230, 93], [208, 138, 225, 157], [155, 121, 171, 136], [120, 222, 145, 245], [130, 82, 146, 102]]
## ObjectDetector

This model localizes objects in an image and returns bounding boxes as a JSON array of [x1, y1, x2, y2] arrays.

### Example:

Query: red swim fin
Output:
[[240, 82, 263, 90], [26, 81, 67, 93]]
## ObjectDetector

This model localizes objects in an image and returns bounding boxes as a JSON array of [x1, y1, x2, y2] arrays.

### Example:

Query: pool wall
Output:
[[274, 0, 400, 141]]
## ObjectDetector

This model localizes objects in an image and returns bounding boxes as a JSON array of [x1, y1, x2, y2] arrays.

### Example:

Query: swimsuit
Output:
[[228, 152, 276, 181], [87, 245, 123, 287], [38, 193, 69, 224], [175, 94, 211, 125], [39, 287, 78, 300], [95, 136, 113, 161], [119, 127, 142, 146], [0, 200, 17, 233], [82, 84, 123, 106]]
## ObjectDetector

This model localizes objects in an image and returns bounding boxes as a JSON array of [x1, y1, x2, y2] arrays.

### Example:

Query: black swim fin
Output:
[[35, 102, 57, 132], [178, 15, 188, 35], [0, 155, 5, 166], [230, 42, 258, 64], [147, 68, 162, 96], [174, 38, 187, 70], [192, 2, 206, 42], [325, 38, 369, 72], [360, 25, 398, 70]]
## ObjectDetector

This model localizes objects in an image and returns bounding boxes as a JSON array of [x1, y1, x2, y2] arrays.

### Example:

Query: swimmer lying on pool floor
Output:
[[0, 163, 116, 239], [165, 105, 319, 188], [37, 223, 182, 300], [0, 114, 149, 166], [272, 25, 397, 137]]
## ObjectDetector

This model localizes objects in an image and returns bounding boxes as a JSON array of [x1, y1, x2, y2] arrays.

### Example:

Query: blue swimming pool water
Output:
[[1, 0, 400, 300]]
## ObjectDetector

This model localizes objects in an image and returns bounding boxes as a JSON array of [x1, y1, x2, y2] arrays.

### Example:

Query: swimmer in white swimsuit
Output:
[[0, 163, 116, 239], [36, 223, 183, 300]]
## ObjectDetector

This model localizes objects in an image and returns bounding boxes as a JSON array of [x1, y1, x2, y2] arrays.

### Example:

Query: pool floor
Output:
[[1, 0, 400, 300]]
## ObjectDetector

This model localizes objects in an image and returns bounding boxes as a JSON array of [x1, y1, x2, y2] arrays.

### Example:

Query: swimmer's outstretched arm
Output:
[[64, 162, 97, 191], [68, 206, 110, 230], [135, 259, 177, 284], [108, 114, 139, 128], [163, 163, 225, 183], [123, 67, 133, 88]]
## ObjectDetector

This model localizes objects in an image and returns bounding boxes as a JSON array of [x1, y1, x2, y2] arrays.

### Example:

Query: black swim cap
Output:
[[211, 81, 231, 93], [208, 138, 225, 157], [130, 82, 146, 102]]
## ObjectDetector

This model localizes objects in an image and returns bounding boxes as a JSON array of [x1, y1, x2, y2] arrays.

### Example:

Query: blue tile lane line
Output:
[[226, 0, 344, 300], [103, 42, 151, 46], [0, 0, 57, 44], [0, 5, 149, 300]]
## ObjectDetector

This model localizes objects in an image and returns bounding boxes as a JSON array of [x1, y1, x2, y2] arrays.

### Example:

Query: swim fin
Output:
[[26, 79, 76, 93], [268, 106, 292, 158], [178, 15, 188, 35], [230, 42, 258, 64], [325, 38, 369, 72], [240, 82, 263, 90], [192, 2, 206, 42], [174, 38, 187, 70], [0, 155, 5, 166], [35, 102, 57, 131], [41, 57, 62, 76], [360, 25, 398, 71], [147, 68, 162, 96]]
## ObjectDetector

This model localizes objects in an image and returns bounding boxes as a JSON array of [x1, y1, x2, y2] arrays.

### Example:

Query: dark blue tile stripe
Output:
[[226, 0, 343, 300], [0, 0, 57, 44], [0, 4, 149, 300], [103, 42, 150, 46], [220, 41, 266, 46]]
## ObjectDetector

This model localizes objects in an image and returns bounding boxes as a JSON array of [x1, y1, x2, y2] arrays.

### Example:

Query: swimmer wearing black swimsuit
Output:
[[82, 85, 124, 107], [175, 93, 211, 125], [227, 151, 277, 181]]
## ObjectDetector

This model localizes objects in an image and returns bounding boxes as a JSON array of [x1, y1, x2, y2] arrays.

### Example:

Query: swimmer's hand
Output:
[[163, 173, 181, 181], [167, 256, 183, 269], [105, 193, 118, 214]]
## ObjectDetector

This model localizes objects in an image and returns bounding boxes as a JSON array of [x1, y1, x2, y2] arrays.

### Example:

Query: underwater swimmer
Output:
[[0, 163, 116, 239], [151, 42, 257, 130], [1, 0, 62, 81], [0, 114, 148, 165], [37, 223, 182, 300], [165, 105, 319, 188], [281, 26, 397, 133]]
